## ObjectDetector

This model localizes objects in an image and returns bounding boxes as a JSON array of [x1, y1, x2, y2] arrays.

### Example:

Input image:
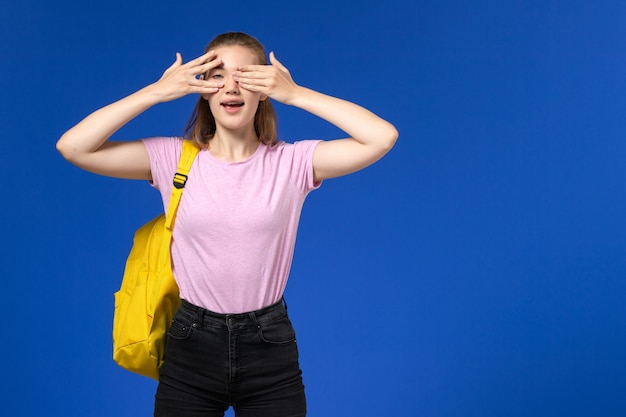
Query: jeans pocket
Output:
[[168, 316, 193, 340], [257, 314, 296, 344]]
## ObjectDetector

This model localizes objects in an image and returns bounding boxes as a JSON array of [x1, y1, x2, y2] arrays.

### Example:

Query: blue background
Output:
[[2, 0, 626, 416]]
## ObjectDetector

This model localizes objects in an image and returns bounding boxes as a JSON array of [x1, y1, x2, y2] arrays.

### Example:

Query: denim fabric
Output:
[[154, 299, 306, 417]]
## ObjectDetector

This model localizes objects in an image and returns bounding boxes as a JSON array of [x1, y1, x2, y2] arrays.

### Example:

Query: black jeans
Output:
[[154, 298, 306, 417]]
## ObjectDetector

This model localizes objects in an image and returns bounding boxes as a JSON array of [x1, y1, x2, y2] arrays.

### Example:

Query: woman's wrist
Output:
[[136, 83, 170, 105], [284, 85, 313, 107]]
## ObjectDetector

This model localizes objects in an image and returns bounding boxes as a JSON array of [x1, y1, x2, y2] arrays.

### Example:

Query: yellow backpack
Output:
[[112, 140, 199, 380]]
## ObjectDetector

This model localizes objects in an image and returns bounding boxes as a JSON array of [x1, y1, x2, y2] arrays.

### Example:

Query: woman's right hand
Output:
[[147, 51, 225, 103], [57, 51, 225, 180]]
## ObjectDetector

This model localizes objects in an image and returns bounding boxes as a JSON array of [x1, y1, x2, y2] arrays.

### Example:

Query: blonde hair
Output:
[[184, 32, 278, 148]]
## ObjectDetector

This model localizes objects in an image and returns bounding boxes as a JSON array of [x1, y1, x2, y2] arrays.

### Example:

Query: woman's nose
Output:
[[224, 74, 239, 93]]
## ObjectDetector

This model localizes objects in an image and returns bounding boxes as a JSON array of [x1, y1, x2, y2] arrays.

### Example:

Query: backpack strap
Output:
[[164, 140, 200, 230], [154, 140, 200, 308]]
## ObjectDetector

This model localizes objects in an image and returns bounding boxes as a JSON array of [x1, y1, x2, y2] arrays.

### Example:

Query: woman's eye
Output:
[[212, 74, 223, 79]]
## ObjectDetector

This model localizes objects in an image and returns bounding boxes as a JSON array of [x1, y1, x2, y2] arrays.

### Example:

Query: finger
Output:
[[269, 52, 288, 71], [189, 79, 224, 94], [187, 50, 218, 67], [234, 70, 269, 80], [198, 57, 223, 73], [194, 58, 223, 81], [237, 83, 259, 93], [164, 52, 183, 72], [189, 77, 224, 88], [233, 74, 271, 89], [190, 85, 222, 94], [236, 79, 268, 92], [237, 64, 270, 73], [233, 76, 258, 89]]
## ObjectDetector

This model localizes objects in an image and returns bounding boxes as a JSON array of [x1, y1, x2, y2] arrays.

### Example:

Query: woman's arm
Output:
[[234, 52, 399, 181], [56, 51, 224, 179], [287, 87, 398, 181]]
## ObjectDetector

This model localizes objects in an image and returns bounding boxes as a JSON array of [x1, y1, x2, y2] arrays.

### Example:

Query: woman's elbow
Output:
[[380, 123, 399, 154], [56, 134, 73, 161], [56, 132, 84, 164]]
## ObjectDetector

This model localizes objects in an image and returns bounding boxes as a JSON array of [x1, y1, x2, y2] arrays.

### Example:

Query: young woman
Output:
[[57, 32, 398, 417]]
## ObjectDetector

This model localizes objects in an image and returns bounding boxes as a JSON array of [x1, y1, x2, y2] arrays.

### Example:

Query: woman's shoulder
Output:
[[141, 136, 184, 146], [265, 140, 321, 169], [267, 139, 321, 153], [141, 136, 184, 156]]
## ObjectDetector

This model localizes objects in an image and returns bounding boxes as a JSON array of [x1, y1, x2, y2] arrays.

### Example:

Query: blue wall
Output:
[[1, 1, 625, 415]]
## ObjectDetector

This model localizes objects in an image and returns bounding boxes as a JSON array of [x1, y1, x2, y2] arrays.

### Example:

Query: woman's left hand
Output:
[[233, 52, 300, 105]]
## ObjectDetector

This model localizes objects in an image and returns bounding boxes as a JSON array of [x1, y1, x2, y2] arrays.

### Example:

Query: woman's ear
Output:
[[260, 94, 268, 101]]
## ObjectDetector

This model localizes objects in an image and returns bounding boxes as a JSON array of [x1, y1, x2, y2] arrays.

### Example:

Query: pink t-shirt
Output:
[[141, 137, 321, 314]]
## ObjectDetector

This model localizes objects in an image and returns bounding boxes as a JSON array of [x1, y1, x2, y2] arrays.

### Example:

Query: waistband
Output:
[[179, 298, 289, 328]]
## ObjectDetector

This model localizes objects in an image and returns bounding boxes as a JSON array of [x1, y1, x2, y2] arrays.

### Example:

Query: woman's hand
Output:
[[57, 51, 227, 179], [233, 52, 300, 105], [233, 53, 398, 182], [148, 51, 225, 102], [229, 50, 398, 181]]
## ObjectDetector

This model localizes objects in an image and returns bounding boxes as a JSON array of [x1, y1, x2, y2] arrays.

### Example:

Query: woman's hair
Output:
[[184, 32, 278, 147]]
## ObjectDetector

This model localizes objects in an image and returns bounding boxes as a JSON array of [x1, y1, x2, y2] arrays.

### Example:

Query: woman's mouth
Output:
[[221, 100, 244, 113]]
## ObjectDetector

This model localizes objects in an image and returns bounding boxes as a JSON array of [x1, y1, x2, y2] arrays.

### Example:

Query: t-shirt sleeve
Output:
[[292, 140, 323, 193], [140, 136, 183, 192]]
